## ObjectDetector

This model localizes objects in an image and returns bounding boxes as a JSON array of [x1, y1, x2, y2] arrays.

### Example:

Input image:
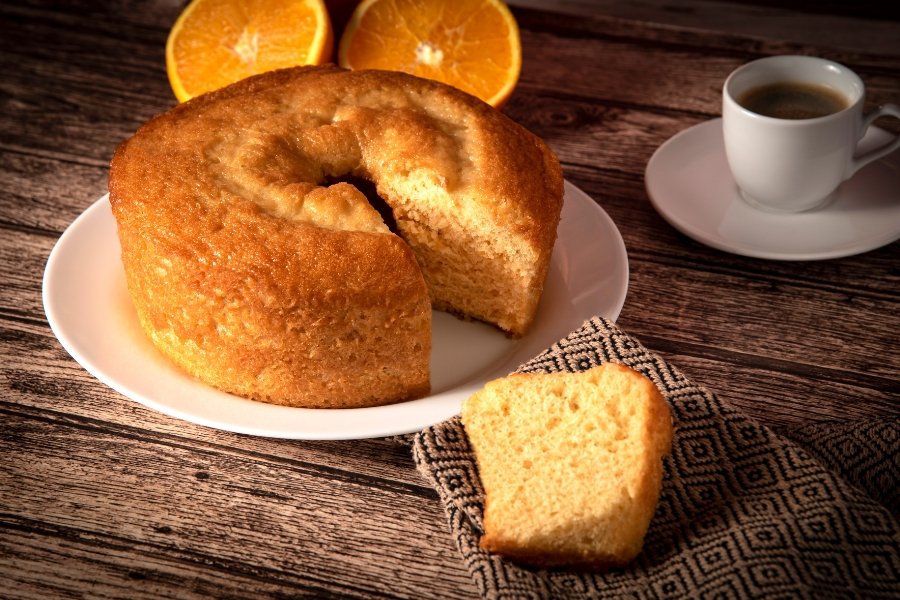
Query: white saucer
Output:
[[43, 181, 628, 440], [645, 118, 900, 260]]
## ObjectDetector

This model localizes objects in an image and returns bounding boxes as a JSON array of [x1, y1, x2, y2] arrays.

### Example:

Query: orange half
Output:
[[166, 0, 333, 102], [338, 0, 521, 107]]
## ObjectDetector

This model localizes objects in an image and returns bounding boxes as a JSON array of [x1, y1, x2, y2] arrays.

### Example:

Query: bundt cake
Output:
[[109, 65, 564, 409]]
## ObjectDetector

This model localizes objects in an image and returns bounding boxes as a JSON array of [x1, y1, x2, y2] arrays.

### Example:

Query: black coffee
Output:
[[737, 82, 849, 119]]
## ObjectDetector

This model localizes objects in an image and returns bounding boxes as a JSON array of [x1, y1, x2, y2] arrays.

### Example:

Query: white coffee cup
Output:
[[722, 55, 900, 213]]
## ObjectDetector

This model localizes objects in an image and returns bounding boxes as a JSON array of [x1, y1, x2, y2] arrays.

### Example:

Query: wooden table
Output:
[[2, 1, 898, 597]]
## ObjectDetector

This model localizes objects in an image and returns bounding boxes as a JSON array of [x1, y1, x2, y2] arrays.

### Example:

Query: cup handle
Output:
[[850, 103, 900, 176]]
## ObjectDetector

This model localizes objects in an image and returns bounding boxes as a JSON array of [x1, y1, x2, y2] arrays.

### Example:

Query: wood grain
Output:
[[1, 1, 898, 598], [1, 414, 475, 599]]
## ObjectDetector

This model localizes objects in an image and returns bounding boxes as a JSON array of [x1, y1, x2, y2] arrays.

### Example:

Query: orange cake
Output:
[[109, 65, 563, 408], [462, 364, 673, 569]]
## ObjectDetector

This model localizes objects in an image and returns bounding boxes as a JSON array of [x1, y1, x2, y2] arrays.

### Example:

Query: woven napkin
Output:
[[411, 317, 899, 599]]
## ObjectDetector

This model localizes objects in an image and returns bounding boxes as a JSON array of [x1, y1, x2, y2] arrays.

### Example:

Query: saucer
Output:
[[645, 118, 900, 260]]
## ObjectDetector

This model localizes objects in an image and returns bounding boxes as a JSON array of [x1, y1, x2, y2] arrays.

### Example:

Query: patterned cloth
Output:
[[412, 317, 899, 599]]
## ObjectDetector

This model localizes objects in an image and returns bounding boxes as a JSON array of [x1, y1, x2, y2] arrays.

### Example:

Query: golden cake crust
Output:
[[109, 65, 563, 408]]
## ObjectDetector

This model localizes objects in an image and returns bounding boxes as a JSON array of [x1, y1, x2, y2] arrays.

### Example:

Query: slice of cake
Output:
[[461, 363, 673, 569]]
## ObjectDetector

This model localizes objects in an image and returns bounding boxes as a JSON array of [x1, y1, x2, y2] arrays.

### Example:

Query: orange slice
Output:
[[338, 0, 521, 107], [166, 0, 334, 102]]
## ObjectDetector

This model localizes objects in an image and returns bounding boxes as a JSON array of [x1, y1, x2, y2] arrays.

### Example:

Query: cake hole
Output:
[[325, 174, 398, 233]]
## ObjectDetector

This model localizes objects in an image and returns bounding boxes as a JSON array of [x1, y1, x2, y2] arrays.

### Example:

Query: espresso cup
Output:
[[722, 55, 900, 213]]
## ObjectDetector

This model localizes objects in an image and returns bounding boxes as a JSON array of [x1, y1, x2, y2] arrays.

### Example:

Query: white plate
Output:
[[43, 181, 628, 439], [645, 118, 900, 261]]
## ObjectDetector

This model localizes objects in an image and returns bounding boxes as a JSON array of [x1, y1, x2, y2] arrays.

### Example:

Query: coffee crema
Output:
[[738, 82, 849, 119]]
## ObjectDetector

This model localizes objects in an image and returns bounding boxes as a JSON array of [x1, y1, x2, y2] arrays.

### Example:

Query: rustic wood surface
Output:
[[1, 1, 898, 598]]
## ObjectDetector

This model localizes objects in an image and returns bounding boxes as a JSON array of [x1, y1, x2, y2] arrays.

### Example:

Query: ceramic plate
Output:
[[646, 118, 900, 260], [43, 180, 628, 439]]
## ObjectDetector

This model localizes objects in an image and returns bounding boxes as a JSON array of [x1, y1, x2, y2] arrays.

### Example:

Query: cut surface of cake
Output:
[[461, 363, 673, 569]]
